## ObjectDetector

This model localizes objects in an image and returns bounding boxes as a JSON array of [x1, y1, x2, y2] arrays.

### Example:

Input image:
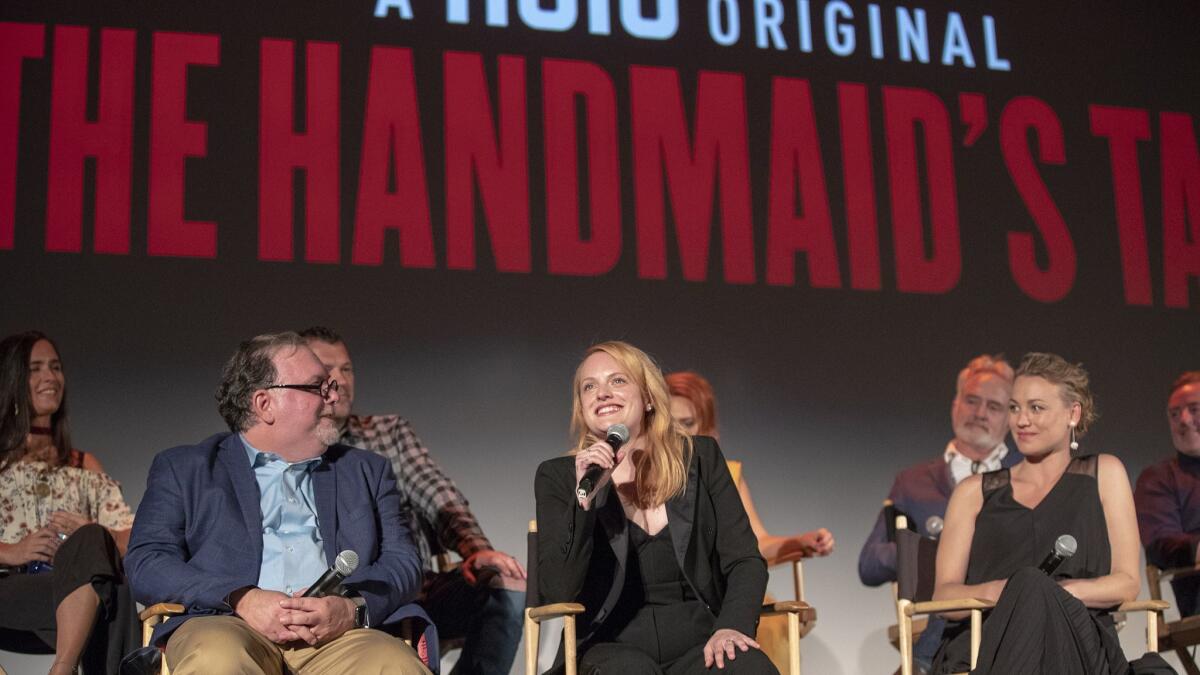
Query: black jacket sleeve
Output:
[[696, 438, 769, 635], [534, 456, 600, 604]]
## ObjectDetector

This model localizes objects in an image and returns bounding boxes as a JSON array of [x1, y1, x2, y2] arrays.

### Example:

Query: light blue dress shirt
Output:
[[241, 436, 329, 595]]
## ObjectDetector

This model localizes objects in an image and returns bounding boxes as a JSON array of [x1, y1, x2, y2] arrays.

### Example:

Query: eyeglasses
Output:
[[264, 379, 339, 400]]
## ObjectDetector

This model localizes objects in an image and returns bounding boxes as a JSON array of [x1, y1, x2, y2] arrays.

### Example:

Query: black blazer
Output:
[[533, 435, 767, 646]]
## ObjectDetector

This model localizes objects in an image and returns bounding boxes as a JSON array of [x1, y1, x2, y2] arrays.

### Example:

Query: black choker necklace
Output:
[[29, 426, 52, 436]]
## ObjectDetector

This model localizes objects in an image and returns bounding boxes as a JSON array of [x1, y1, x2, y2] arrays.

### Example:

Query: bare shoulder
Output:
[[81, 451, 106, 474], [947, 473, 985, 512], [1096, 453, 1132, 489], [954, 472, 984, 496]]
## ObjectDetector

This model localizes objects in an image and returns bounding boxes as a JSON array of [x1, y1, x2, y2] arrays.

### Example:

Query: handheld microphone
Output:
[[576, 424, 630, 500], [925, 515, 944, 538], [1037, 534, 1078, 576], [302, 550, 359, 598]]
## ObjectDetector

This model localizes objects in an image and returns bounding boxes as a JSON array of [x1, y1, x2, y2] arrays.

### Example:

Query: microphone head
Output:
[[925, 515, 944, 536], [1054, 534, 1078, 559], [334, 550, 359, 576], [606, 424, 630, 445]]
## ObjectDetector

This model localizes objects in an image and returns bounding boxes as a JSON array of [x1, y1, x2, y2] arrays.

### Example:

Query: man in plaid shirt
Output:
[[301, 327, 525, 675]]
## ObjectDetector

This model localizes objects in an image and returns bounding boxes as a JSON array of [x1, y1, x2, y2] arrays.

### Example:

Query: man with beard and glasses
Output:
[[299, 326, 524, 675], [1136, 371, 1200, 618], [126, 332, 432, 675], [858, 354, 1021, 675]]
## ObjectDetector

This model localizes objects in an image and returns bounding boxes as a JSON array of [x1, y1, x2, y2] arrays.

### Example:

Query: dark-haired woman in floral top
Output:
[[0, 331, 137, 675]]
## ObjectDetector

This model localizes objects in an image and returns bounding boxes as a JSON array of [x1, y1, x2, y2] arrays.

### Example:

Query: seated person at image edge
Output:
[[300, 326, 525, 675], [1135, 370, 1200, 617], [858, 355, 1019, 670], [125, 332, 431, 675]]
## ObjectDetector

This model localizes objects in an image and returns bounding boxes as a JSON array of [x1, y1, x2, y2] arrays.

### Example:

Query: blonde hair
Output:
[[1015, 352, 1098, 436], [570, 341, 692, 509], [956, 354, 1014, 398]]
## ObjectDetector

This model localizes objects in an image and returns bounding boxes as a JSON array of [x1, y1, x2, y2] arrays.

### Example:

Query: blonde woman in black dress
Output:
[[931, 353, 1145, 674]]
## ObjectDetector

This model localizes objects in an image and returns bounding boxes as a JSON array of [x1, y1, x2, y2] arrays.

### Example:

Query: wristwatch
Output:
[[351, 595, 369, 629]]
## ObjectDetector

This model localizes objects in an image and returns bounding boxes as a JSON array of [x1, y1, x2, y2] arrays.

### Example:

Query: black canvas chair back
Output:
[[896, 526, 939, 603], [526, 525, 539, 610]]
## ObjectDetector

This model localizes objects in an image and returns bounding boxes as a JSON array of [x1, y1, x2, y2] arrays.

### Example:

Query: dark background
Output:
[[2, 1, 1197, 671]]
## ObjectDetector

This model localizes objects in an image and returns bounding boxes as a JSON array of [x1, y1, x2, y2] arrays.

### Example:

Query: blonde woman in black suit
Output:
[[535, 341, 777, 674]]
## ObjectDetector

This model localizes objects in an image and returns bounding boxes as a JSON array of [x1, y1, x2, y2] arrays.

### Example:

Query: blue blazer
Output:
[[126, 432, 434, 659]]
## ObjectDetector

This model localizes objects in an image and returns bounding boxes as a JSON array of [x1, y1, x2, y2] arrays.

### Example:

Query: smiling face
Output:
[[576, 351, 647, 441], [1169, 383, 1200, 457], [951, 373, 1011, 457], [1008, 375, 1080, 458], [28, 339, 65, 425]]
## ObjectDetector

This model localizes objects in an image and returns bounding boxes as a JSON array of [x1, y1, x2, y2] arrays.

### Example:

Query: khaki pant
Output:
[[166, 615, 431, 675]]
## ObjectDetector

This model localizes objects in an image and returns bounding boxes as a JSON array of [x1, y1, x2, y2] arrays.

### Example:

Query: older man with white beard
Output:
[[858, 355, 1020, 674]]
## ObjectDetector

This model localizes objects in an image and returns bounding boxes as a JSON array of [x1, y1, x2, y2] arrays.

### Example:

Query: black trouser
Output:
[[0, 524, 138, 675], [577, 642, 778, 675], [419, 568, 523, 675]]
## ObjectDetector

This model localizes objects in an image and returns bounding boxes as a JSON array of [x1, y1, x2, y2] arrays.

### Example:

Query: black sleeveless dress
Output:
[[932, 454, 1129, 674]]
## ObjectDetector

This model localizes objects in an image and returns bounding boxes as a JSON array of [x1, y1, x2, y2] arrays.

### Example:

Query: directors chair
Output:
[[521, 520, 816, 675], [1146, 563, 1200, 675], [893, 513, 992, 675], [892, 512, 1169, 675]]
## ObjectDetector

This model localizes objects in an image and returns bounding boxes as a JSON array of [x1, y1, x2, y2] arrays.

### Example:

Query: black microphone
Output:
[[303, 550, 359, 597], [576, 424, 630, 500], [925, 515, 944, 538], [1037, 534, 1078, 576]]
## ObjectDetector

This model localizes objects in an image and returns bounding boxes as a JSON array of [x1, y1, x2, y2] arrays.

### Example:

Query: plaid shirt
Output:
[[340, 414, 492, 570]]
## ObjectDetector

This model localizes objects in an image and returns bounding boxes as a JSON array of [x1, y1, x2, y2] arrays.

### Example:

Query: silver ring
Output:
[[56, 532, 68, 541]]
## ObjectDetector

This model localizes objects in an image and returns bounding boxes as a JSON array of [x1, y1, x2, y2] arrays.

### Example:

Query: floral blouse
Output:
[[0, 459, 135, 544]]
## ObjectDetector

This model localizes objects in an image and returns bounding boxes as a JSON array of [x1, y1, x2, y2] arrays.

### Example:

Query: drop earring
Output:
[[1069, 422, 1079, 451]]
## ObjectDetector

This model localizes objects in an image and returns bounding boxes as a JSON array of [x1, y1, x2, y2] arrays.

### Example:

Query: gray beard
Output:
[[315, 419, 341, 447]]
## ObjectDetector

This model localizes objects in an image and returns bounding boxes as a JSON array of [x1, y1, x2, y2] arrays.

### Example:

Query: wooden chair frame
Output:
[[891, 512, 1167, 675], [139, 602, 184, 675], [760, 557, 817, 673], [522, 520, 585, 675], [522, 520, 816, 675], [893, 514, 993, 675], [1146, 563, 1200, 675]]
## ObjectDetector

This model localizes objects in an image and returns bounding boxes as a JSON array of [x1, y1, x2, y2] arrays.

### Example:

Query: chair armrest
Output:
[[139, 603, 185, 623], [907, 598, 994, 617], [760, 600, 816, 623], [1117, 600, 1170, 613], [527, 602, 585, 623], [1158, 566, 1200, 584]]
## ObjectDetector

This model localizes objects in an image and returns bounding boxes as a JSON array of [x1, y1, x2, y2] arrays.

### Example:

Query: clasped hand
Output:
[[0, 527, 60, 566], [234, 588, 356, 646], [0, 511, 92, 566]]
